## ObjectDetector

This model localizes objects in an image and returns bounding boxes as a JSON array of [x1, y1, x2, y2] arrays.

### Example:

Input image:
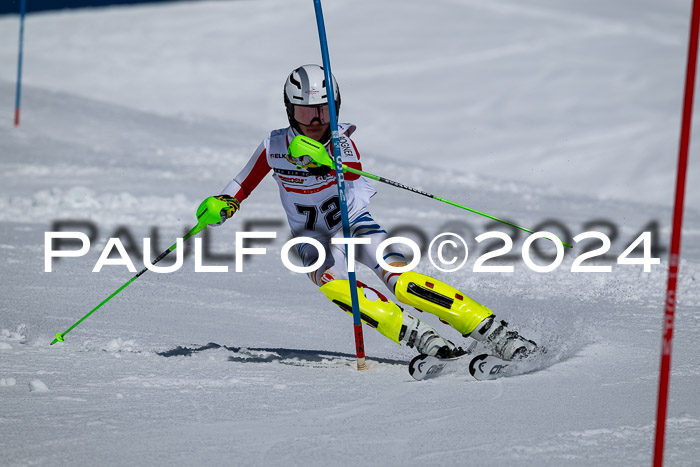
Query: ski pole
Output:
[[288, 135, 573, 248], [345, 165, 572, 248], [50, 196, 228, 345]]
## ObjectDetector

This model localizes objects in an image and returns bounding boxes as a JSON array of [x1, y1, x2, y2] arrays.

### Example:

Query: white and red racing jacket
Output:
[[220, 123, 376, 239]]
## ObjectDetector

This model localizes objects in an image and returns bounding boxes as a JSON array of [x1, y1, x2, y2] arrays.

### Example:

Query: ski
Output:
[[409, 352, 541, 381], [408, 352, 473, 381], [468, 353, 519, 381]]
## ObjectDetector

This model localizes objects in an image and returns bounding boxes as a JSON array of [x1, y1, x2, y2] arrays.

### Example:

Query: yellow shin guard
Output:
[[319, 280, 404, 344], [394, 271, 493, 336]]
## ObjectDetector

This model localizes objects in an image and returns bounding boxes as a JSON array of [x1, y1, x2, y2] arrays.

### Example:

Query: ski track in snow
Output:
[[1, 0, 700, 465]]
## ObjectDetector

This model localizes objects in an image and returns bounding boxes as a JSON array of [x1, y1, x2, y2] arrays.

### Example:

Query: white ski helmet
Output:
[[284, 64, 341, 129]]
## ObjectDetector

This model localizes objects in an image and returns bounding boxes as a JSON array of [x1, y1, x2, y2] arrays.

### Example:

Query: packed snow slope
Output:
[[0, 1, 699, 466], [1, 0, 699, 207]]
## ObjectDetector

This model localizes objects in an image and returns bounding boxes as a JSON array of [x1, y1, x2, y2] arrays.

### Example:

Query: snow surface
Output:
[[0, 0, 699, 466]]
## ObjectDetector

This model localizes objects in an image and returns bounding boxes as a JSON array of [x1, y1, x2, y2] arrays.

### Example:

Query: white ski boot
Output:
[[400, 314, 462, 358], [471, 317, 538, 360]]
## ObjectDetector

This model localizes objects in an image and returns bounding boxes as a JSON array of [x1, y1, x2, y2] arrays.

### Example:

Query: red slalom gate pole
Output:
[[653, 1, 699, 465]]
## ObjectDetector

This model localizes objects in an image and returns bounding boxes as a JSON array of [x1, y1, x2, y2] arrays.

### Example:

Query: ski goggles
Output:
[[293, 104, 331, 126]]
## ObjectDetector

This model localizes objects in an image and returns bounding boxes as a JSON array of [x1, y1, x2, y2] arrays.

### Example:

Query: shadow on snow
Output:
[[157, 342, 409, 365]]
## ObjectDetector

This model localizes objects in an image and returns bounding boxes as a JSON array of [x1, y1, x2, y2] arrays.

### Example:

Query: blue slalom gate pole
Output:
[[313, 0, 367, 371], [14, 0, 26, 126]]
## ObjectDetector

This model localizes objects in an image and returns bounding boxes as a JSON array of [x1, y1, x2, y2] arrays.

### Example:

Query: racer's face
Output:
[[298, 120, 329, 141], [294, 104, 330, 142]]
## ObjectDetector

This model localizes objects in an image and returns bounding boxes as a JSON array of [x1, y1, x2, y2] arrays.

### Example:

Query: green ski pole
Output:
[[288, 135, 573, 248], [50, 196, 229, 345]]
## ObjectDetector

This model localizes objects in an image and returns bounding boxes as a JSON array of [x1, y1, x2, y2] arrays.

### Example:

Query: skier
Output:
[[201, 64, 538, 361]]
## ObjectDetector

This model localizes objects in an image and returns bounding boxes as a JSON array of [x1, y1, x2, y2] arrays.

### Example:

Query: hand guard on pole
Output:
[[196, 195, 240, 227]]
